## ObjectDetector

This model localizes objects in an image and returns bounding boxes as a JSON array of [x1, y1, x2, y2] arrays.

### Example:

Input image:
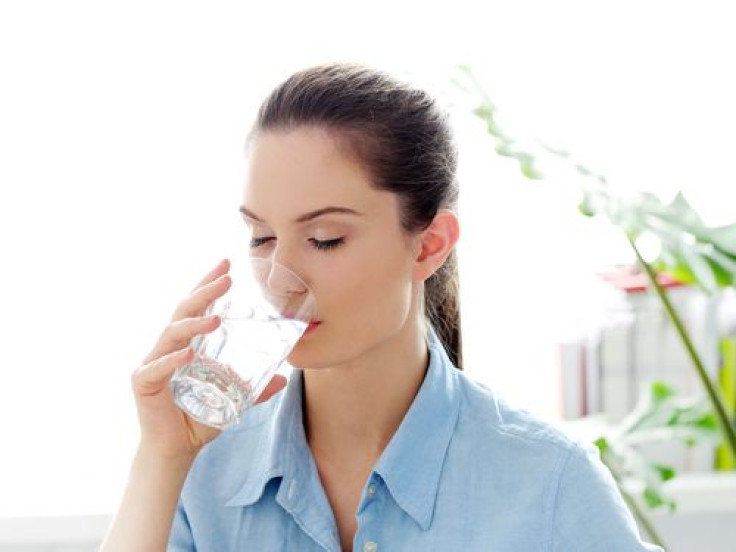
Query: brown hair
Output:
[[247, 62, 462, 369]]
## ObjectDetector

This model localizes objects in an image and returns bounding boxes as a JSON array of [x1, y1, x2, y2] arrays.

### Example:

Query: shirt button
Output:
[[363, 542, 378, 552], [367, 483, 377, 497]]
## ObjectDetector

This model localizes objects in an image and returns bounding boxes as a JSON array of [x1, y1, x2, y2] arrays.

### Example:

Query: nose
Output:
[[265, 261, 307, 295], [254, 246, 308, 296], [249, 249, 314, 321]]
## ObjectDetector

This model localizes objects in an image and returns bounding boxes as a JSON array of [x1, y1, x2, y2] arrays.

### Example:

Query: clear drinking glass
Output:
[[170, 256, 316, 430]]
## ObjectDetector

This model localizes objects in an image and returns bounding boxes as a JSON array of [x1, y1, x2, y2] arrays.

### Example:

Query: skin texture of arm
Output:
[[98, 446, 196, 552]]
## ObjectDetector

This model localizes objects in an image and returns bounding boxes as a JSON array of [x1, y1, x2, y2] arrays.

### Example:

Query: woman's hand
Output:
[[131, 258, 286, 460]]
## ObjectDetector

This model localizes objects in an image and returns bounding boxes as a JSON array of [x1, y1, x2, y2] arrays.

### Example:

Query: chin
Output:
[[286, 325, 398, 371], [285, 329, 353, 370], [286, 338, 331, 370]]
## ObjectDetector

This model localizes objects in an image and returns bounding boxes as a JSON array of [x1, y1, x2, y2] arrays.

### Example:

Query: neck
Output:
[[302, 318, 429, 466]]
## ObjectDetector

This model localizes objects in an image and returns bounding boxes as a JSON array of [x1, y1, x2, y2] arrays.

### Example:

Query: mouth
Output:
[[305, 321, 321, 334]]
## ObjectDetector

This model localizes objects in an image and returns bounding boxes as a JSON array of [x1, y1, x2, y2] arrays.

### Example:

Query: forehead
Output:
[[243, 127, 398, 223]]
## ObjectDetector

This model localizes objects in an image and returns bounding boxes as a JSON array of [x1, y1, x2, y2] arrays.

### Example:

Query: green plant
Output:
[[578, 381, 719, 547], [451, 64, 736, 547]]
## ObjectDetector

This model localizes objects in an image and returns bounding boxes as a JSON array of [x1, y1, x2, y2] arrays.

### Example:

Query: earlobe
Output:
[[413, 210, 460, 281]]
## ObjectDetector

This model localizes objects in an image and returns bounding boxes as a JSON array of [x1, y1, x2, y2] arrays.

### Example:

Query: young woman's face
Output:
[[241, 126, 422, 369]]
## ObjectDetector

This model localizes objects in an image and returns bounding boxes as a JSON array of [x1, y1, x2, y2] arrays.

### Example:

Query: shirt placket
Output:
[[354, 473, 385, 552], [276, 472, 342, 552]]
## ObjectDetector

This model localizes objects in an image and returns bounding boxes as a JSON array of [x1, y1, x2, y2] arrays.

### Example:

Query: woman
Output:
[[101, 63, 662, 551]]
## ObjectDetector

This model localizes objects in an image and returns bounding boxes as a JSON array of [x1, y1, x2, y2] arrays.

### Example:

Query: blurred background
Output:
[[1, 1, 734, 550]]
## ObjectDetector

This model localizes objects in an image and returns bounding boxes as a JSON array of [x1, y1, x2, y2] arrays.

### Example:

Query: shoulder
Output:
[[453, 369, 584, 459], [446, 369, 607, 509], [449, 372, 659, 550]]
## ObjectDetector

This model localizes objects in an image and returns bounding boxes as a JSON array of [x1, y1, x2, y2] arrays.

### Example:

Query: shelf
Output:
[[623, 471, 736, 515]]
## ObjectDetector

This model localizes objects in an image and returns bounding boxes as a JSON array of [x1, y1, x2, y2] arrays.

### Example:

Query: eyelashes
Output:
[[309, 237, 345, 251], [248, 237, 271, 249], [248, 236, 346, 251]]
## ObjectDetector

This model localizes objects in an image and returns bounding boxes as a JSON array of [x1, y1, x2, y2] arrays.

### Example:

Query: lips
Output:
[[305, 321, 321, 333], [281, 311, 320, 332]]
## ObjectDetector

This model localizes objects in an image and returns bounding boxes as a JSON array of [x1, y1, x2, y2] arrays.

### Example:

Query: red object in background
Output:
[[597, 265, 686, 295]]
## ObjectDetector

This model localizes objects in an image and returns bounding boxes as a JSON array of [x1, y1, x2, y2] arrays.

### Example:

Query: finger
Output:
[[133, 346, 194, 397], [143, 314, 221, 365], [255, 375, 287, 404], [191, 258, 230, 294], [180, 409, 222, 452], [171, 272, 232, 322]]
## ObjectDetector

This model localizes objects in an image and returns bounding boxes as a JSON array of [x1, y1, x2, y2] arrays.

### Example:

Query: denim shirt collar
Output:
[[372, 329, 461, 529], [225, 327, 461, 531]]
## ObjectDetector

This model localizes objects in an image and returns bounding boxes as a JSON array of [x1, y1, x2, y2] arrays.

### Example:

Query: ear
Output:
[[412, 209, 460, 282]]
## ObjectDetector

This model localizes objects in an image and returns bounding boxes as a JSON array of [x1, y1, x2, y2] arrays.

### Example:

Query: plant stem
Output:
[[629, 236, 736, 460], [600, 453, 666, 548], [621, 491, 666, 550]]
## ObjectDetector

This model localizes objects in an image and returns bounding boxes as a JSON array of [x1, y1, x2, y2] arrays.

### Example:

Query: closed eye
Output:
[[309, 237, 345, 251], [249, 236, 274, 248], [248, 236, 345, 251]]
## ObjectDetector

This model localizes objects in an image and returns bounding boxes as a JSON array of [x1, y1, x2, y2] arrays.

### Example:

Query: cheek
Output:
[[315, 244, 414, 326], [288, 245, 416, 368]]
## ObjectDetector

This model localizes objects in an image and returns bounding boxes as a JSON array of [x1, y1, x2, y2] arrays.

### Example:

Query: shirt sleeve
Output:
[[551, 442, 665, 552], [167, 498, 196, 552]]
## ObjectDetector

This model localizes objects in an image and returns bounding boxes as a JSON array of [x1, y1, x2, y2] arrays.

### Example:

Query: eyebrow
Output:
[[239, 206, 364, 224]]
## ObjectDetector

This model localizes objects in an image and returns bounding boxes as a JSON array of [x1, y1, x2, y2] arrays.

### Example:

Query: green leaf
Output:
[[578, 188, 609, 218], [702, 253, 736, 287], [486, 120, 503, 137], [653, 464, 676, 482], [643, 486, 677, 512], [538, 141, 570, 158], [666, 411, 682, 426], [640, 192, 666, 210], [609, 196, 651, 238], [494, 141, 515, 157], [705, 245, 736, 272], [594, 437, 610, 453], [579, 200, 595, 217], [655, 249, 697, 285], [655, 255, 683, 283], [520, 159, 543, 179], [635, 192, 716, 250], [492, 143, 543, 179], [575, 164, 592, 175], [450, 65, 474, 93], [667, 192, 705, 229], [651, 381, 676, 403], [694, 412, 718, 431], [679, 243, 718, 294], [643, 486, 665, 509], [707, 223, 736, 256], [472, 105, 493, 120]]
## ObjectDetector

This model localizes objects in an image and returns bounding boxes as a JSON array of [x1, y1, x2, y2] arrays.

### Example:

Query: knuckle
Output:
[[176, 294, 197, 313], [166, 318, 191, 338], [171, 301, 188, 320], [131, 363, 146, 382]]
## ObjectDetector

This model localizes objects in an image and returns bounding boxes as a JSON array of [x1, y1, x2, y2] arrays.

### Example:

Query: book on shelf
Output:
[[558, 265, 735, 473]]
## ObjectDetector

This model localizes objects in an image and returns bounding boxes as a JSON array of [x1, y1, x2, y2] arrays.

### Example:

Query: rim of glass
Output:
[[211, 256, 315, 322]]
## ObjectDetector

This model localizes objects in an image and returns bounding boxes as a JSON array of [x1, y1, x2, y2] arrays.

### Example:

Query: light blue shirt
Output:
[[168, 331, 662, 551]]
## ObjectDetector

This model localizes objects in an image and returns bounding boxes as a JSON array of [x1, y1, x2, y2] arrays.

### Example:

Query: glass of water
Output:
[[170, 256, 316, 430]]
